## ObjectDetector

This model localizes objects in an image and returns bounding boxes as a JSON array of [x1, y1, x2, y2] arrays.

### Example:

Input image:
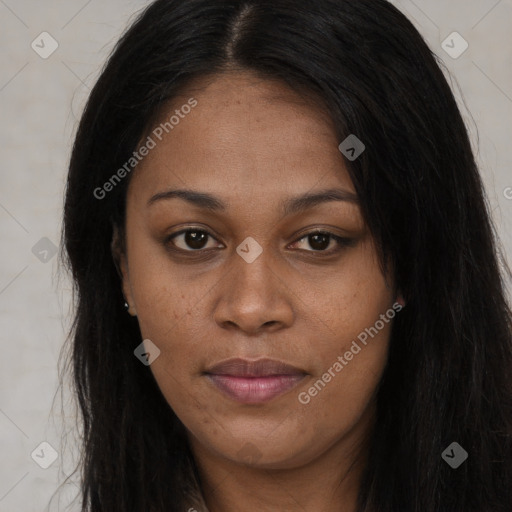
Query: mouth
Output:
[[204, 357, 307, 404]]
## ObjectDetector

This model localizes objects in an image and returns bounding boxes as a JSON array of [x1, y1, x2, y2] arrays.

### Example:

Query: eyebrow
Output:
[[147, 187, 359, 215]]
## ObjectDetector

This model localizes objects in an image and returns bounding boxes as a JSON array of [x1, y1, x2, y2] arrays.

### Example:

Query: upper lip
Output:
[[204, 357, 307, 377]]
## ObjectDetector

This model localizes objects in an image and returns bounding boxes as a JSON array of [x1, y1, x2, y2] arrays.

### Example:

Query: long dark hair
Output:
[[59, 0, 512, 510]]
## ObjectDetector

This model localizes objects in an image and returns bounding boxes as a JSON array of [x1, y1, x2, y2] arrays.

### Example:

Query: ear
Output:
[[111, 224, 137, 316]]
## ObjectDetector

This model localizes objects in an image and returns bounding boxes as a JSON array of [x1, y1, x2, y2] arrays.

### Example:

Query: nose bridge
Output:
[[231, 236, 278, 299], [213, 237, 293, 332]]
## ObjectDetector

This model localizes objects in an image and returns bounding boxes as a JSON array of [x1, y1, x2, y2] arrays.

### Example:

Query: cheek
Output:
[[126, 233, 194, 336], [302, 321, 392, 413], [288, 318, 392, 465], [124, 239, 206, 402], [306, 239, 394, 346], [137, 315, 208, 427], [292, 241, 393, 434]]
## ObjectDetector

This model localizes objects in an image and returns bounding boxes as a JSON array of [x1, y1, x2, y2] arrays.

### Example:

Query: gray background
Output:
[[0, 0, 511, 510]]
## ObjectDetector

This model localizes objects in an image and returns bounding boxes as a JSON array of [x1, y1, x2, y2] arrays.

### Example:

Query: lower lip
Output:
[[206, 374, 306, 404]]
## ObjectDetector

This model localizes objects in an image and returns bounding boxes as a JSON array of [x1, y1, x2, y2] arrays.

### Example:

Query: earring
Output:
[[124, 302, 129, 311], [395, 293, 406, 308]]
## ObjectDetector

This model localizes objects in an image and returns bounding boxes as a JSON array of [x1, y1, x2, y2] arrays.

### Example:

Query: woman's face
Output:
[[118, 71, 400, 470]]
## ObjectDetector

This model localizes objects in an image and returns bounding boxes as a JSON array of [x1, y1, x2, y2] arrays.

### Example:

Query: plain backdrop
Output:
[[0, 0, 511, 510]]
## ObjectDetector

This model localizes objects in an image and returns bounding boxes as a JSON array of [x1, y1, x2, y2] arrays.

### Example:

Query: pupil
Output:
[[186, 230, 207, 249], [310, 233, 329, 251]]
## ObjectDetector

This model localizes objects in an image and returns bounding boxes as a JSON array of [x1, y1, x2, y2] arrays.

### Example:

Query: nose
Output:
[[213, 244, 294, 335]]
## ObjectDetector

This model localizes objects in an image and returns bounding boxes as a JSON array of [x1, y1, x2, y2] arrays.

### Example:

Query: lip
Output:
[[204, 358, 307, 404]]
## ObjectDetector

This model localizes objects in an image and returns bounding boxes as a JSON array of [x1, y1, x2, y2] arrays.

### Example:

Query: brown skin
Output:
[[116, 71, 403, 512]]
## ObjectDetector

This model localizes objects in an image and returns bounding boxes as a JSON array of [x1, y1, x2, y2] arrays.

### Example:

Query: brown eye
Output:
[[307, 233, 331, 251], [291, 231, 355, 254], [166, 229, 220, 251]]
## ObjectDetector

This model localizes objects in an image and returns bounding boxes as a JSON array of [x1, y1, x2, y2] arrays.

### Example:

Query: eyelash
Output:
[[164, 228, 354, 257]]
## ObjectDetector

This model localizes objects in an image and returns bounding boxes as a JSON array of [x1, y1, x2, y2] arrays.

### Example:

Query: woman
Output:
[[60, 0, 512, 510]]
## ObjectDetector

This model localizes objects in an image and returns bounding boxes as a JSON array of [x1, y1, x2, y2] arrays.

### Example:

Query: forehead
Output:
[[128, 71, 355, 206]]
